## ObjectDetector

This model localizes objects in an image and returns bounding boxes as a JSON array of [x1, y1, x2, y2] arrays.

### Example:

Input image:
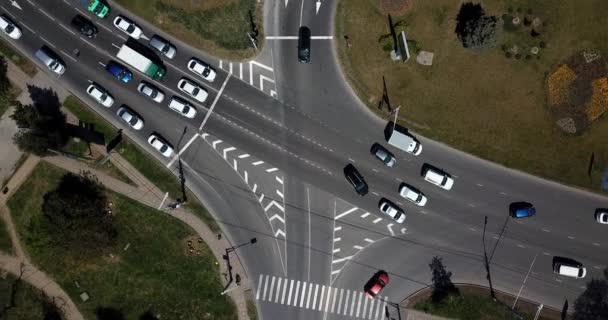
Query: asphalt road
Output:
[[1, 0, 607, 319]]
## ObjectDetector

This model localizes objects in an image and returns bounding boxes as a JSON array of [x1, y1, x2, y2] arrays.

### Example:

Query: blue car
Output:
[[509, 202, 536, 218], [106, 61, 132, 83]]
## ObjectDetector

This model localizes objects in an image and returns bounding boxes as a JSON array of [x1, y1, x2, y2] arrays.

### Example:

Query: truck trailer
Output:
[[116, 44, 166, 81]]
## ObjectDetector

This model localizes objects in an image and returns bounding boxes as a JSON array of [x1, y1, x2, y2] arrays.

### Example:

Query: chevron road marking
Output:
[[387, 223, 395, 236], [222, 146, 236, 158], [212, 139, 222, 148], [265, 200, 285, 212]]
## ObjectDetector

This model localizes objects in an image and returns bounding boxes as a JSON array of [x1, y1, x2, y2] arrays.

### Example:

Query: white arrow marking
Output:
[[212, 139, 222, 148], [275, 229, 286, 238], [400, 228, 407, 234], [387, 223, 395, 236], [201, 133, 209, 139], [10, 0, 22, 10], [315, 0, 321, 14], [222, 146, 236, 158], [265, 200, 285, 212], [269, 214, 285, 223]]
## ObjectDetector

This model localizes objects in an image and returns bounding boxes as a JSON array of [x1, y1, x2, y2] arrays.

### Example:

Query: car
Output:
[[596, 209, 608, 224], [149, 35, 176, 59], [113, 15, 142, 39], [168, 97, 197, 118], [177, 78, 208, 103], [509, 202, 536, 218], [553, 257, 586, 279], [86, 84, 114, 107], [298, 26, 311, 63], [422, 165, 454, 190], [364, 271, 389, 299], [86, 0, 110, 18], [370, 143, 396, 167], [35, 47, 65, 75], [137, 82, 165, 103], [0, 15, 22, 39], [344, 164, 368, 196], [148, 134, 174, 158], [105, 61, 132, 83], [116, 106, 143, 130], [187, 58, 217, 82], [399, 183, 427, 207], [379, 199, 406, 223], [71, 14, 97, 38]]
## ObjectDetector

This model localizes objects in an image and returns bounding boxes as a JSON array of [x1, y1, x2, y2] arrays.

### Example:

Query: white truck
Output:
[[116, 44, 166, 81], [387, 128, 422, 155]]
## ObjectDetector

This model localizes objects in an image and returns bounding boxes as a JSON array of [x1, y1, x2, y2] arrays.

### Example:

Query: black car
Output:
[[71, 14, 98, 38], [298, 26, 311, 63], [344, 164, 368, 196]]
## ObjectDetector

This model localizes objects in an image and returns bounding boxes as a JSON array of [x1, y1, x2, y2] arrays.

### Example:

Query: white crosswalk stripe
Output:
[[254, 274, 388, 319]]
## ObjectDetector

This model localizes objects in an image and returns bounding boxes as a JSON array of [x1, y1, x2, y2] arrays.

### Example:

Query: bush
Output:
[[454, 3, 498, 50], [539, 41, 546, 48], [505, 52, 512, 58], [515, 53, 522, 59]]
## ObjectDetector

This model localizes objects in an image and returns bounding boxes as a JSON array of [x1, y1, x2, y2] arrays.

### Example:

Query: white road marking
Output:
[[401, 227, 407, 234], [316, 285, 324, 310], [476, 183, 483, 187], [372, 168, 379, 172], [333, 237, 341, 242], [244, 171, 248, 184], [20, 21, 35, 34], [335, 207, 358, 220], [39, 36, 55, 48], [269, 214, 285, 223], [268, 276, 276, 301], [199, 74, 231, 130], [336, 289, 344, 314], [469, 227, 477, 232], [372, 218, 382, 224], [167, 133, 200, 167], [305, 282, 313, 309], [97, 61, 106, 67], [253, 160, 264, 166], [360, 212, 370, 218], [333, 248, 341, 253], [541, 228, 550, 232], [387, 223, 395, 236], [592, 242, 600, 246], [543, 252, 551, 256], [60, 50, 77, 62], [256, 274, 263, 300], [274, 278, 282, 302], [264, 200, 284, 212], [262, 275, 269, 300], [499, 191, 508, 196], [286, 279, 294, 305], [212, 139, 222, 148], [364, 238, 375, 243], [311, 36, 334, 39], [239, 153, 250, 159], [266, 167, 279, 173], [292, 280, 300, 306], [59, 23, 76, 35], [157, 192, 169, 209], [361, 293, 368, 317], [517, 244, 525, 248], [567, 236, 575, 239], [332, 256, 353, 264], [95, 20, 114, 33], [334, 226, 342, 232], [378, 299, 387, 319], [330, 287, 338, 312], [38, 8, 55, 21], [79, 37, 97, 49], [343, 290, 350, 315], [355, 291, 363, 317], [281, 278, 288, 304], [299, 281, 307, 307], [258, 194, 265, 203], [353, 245, 363, 250], [223, 146, 236, 158], [252, 183, 257, 193], [468, 203, 476, 207], [251, 60, 274, 71], [276, 190, 283, 198], [368, 297, 375, 319], [371, 192, 380, 196]]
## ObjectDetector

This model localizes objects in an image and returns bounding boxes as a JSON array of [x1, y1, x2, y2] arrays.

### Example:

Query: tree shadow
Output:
[[377, 76, 392, 113], [139, 311, 159, 320], [95, 307, 125, 320], [27, 85, 65, 128]]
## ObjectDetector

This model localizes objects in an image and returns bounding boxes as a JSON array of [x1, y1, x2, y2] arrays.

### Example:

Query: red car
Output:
[[364, 270, 389, 298]]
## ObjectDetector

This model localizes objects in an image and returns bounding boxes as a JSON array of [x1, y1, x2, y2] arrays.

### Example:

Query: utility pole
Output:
[[483, 216, 496, 299]]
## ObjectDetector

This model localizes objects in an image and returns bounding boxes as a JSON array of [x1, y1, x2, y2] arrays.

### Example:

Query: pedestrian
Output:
[[235, 274, 241, 286]]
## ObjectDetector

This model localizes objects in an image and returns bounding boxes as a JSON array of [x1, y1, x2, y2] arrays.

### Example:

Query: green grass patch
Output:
[[91, 158, 135, 186], [115, 0, 263, 60], [0, 274, 57, 319], [61, 137, 91, 158], [415, 293, 531, 320], [7, 161, 236, 319], [0, 40, 37, 77], [0, 218, 13, 255], [0, 84, 21, 118], [336, 0, 608, 193], [63, 95, 219, 231]]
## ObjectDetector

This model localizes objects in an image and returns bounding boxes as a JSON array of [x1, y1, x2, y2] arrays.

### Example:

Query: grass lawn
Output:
[[336, 0, 608, 192], [115, 0, 263, 60], [63, 95, 219, 231], [7, 161, 236, 319], [0, 84, 22, 118], [0, 274, 58, 319], [0, 40, 37, 77], [415, 293, 532, 320], [0, 218, 13, 254]]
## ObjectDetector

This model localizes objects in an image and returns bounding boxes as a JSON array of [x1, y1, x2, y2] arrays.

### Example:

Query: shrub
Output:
[[515, 53, 522, 59], [505, 52, 512, 58], [454, 3, 499, 50], [540, 41, 546, 48]]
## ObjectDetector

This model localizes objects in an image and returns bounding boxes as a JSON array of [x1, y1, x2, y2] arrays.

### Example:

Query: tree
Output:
[[574, 269, 608, 320], [455, 3, 498, 50], [40, 171, 116, 258], [429, 256, 458, 303], [10, 87, 67, 156]]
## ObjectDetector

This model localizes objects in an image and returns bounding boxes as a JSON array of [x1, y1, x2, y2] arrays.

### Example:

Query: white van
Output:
[[554, 262, 586, 279], [35, 47, 65, 75], [387, 128, 422, 156], [423, 167, 454, 190]]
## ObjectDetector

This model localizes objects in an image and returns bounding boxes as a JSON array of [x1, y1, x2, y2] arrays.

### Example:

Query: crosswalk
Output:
[[255, 274, 388, 320]]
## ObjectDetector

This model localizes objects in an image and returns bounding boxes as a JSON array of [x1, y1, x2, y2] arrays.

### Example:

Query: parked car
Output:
[[177, 78, 208, 103], [370, 143, 396, 167], [509, 202, 536, 218], [399, 183, 427, 207], [137, 82, 164, 103], [105, 61, 132, 83], [422, 165, 454, 190], [187, 58, 217, 82], [85, 0, 110, 18], [86, 83, 113, 107], [379, 199, 405, 223], [148, 134, 174, 158], [116, 106, 143, 130], [297, 26, 311, 63], [35, 47, 65, 75], [71, 14, 98, 38], [113, 15, 142, 39], [149, 35, 176, 59], [168, 97, 197, 118], [344, 164, 368, 196], [0, 15, 22, 39], [364, 271, 389, 299], [596, 209, 608, 224]]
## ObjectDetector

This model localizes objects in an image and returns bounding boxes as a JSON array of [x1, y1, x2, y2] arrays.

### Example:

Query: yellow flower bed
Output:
[[585, 77, 608, 121], [547, 65, 577, 107]]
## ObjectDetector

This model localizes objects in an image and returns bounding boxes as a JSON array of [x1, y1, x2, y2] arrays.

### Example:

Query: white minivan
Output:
[[554, 262, 586, 279], [422, 166, 454, 190]]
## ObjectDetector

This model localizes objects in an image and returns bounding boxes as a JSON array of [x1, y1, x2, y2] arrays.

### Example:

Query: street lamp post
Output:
[[391, 105, 401, 133], [226, 238, 257, 254], [221, 238, 257, 295]]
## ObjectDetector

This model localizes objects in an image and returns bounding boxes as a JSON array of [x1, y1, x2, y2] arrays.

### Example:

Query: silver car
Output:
[[137, 82, 165, 103], [370, 143, 396, 167], [116, 106, 144, 130], [149, 35, 176, 59]]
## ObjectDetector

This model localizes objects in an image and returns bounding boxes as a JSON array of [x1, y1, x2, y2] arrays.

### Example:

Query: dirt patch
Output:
[[380, 0, 412, 16]]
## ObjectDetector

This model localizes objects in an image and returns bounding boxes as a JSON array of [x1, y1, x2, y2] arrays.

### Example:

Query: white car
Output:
[[116, 106, 144, 130], [177, 78, 208, 103], [399, 184, 428, 207], [187, 58, 217, 82], [148, 134, 174, 158], [113, 15, 143, 39], [596, 210, 608, 224], [86, 84, 114, 107], [422, 166, 454, 190], [379, 200, 406, 223], [137, 82, 164, 103], [168, 97, 197, 118], [0, 15, 21, 39]]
